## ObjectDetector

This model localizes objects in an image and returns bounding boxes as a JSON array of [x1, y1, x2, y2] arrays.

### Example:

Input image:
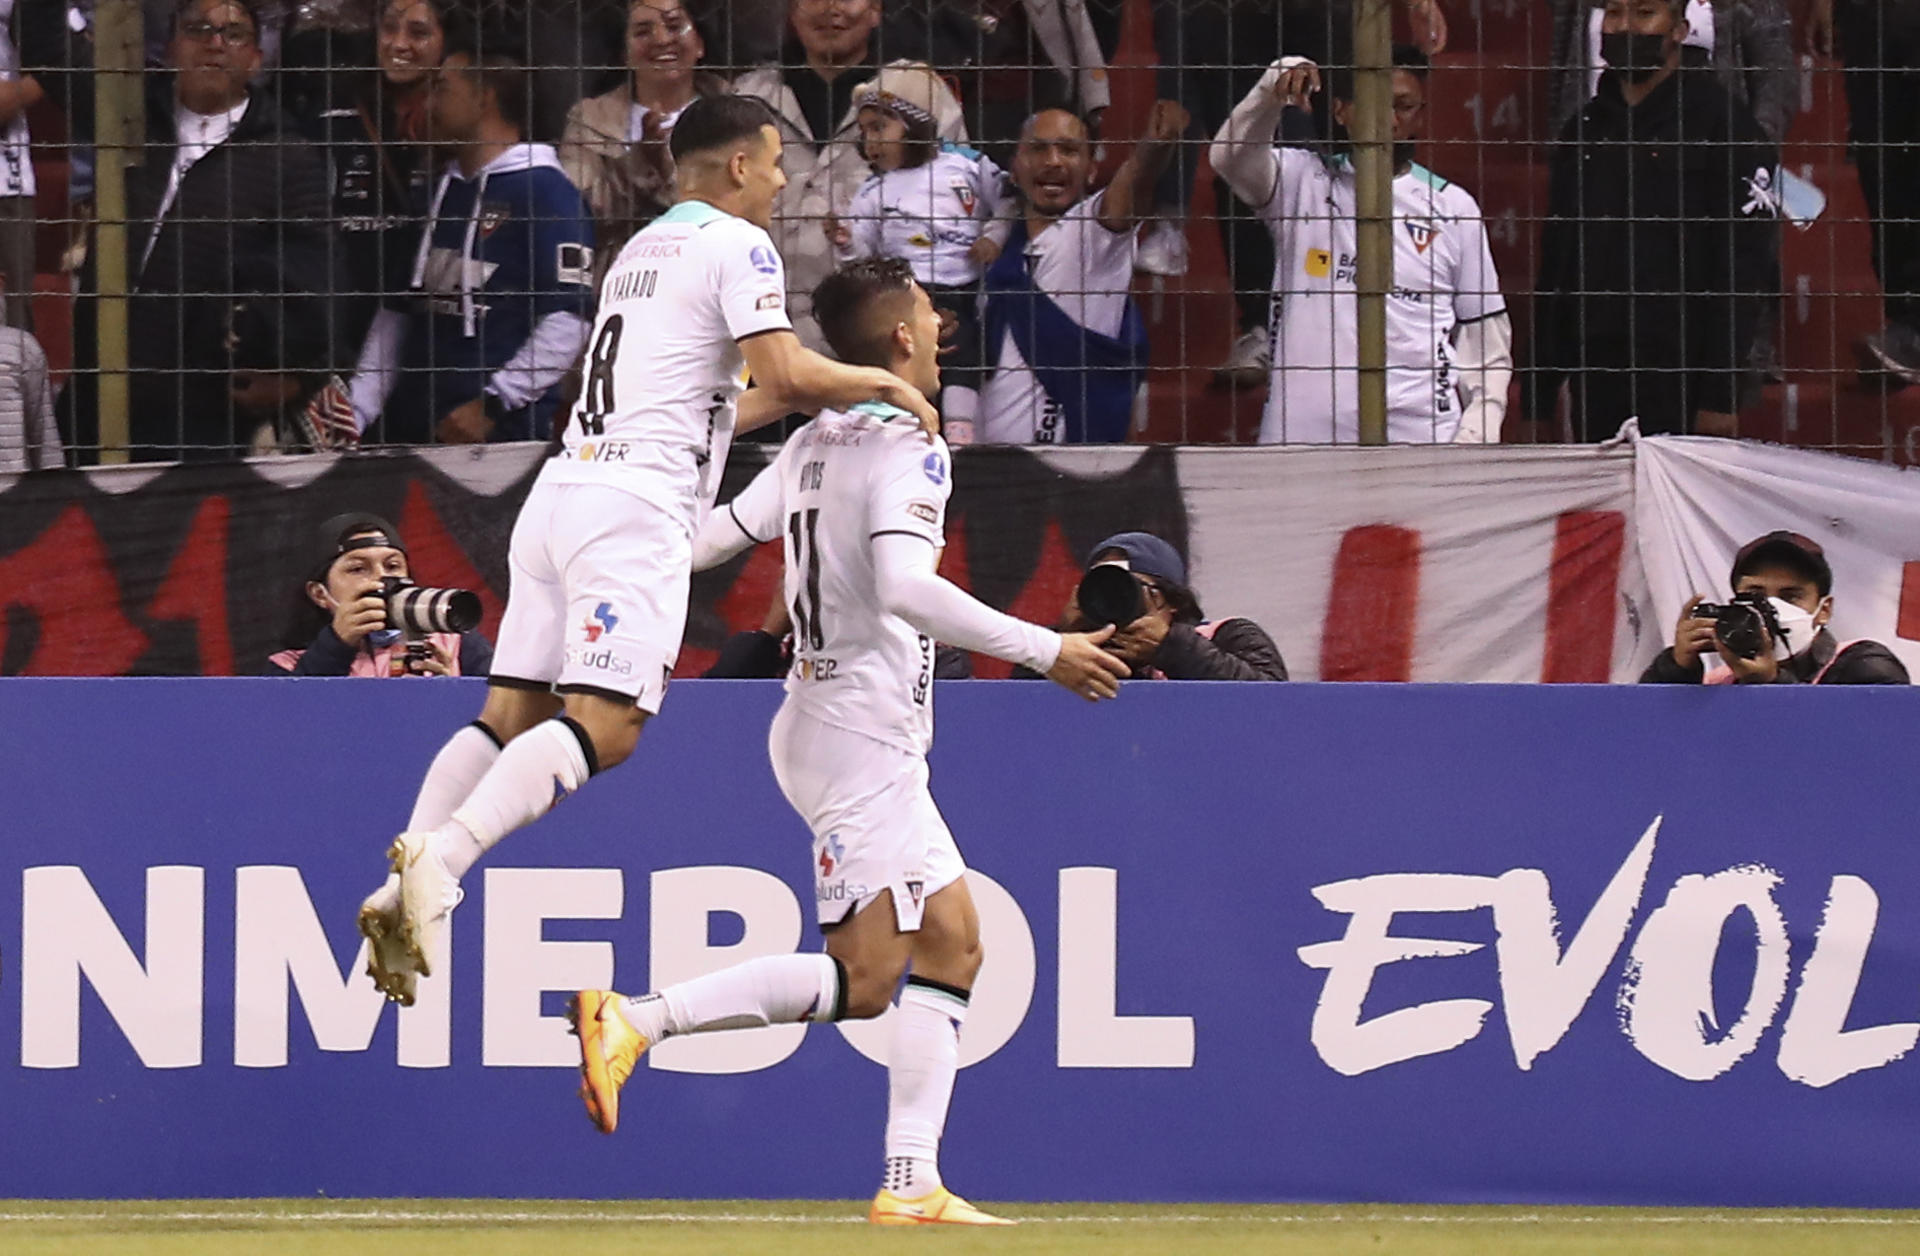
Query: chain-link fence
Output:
[[2, 0, 1914, 466]]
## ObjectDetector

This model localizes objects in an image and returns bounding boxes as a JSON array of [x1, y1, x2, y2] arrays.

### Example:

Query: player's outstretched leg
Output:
[[869, 881, 1012, 1227], [389, 688, 624, 980], [360, 720, 508, 1004], [569, 952, 848, 1134]]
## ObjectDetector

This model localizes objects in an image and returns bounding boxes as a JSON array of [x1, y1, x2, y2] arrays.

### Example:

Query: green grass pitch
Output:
[[4, 1200, 1919, 1255]]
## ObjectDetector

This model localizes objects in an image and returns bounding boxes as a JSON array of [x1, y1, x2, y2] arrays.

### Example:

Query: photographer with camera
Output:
[[267, 513, 494, 678], [1024, 532, 1287, 681], [1640, 530, 1909, 685]]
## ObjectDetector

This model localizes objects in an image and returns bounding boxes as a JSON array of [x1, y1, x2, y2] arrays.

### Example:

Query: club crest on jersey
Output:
[[749, 244, 779, 275], [818, 833, 845, 878], [1403, 219, 1437, 254], [583, 601, 619, 642], [922, 452, 946, 485], [952, 178, 977, 216], [478, 201, 512, 238]]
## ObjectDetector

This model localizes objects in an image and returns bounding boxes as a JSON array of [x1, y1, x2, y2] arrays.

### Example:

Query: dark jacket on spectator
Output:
[[266, 625, 494, 677], [1639, 628, 1910, 685], [1528, 68, 1778, 439], [59, 80, 342, 461], [1014, 616, 1288, 682]]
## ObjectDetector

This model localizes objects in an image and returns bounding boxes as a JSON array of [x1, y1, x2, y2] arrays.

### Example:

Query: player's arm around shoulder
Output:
[[739, 331, 939, 437]]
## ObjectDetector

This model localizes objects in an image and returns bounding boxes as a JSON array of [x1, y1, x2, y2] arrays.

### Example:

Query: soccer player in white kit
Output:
[[567, 258, 1129, 1224], [355, 96, 942, 1005]]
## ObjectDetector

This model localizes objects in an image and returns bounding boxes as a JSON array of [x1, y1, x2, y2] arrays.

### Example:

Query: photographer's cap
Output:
[[309, 512, 406, 582], [1731, 530, 1831, 597], [1087, 531, 1186, 587]]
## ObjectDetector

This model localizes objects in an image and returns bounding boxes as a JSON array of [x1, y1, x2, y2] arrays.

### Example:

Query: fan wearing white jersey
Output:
[[1210, 50, 1514, 445], [355, 96, 943, 1007], [567, 258, 1128, 1226]]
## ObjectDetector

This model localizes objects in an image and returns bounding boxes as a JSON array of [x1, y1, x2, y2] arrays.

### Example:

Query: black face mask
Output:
[[1600, 30, 1673, 83]]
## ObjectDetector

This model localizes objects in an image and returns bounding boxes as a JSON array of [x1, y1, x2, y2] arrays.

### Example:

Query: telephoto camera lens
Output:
[[381, 577, 483, 635], [1077, 564, 1147, 628]]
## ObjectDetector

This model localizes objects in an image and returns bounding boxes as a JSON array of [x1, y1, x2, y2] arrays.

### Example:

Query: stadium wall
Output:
[[3, 679, 1919, 1205], [6, 437, 1920, 684]]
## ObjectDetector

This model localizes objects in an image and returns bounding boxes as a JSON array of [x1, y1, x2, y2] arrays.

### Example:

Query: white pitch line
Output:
[[2, 1209, 1919, 1227]]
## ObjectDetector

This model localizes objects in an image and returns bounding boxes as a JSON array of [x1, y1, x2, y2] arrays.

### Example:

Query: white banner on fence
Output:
[[1167, 444, 1652, 683]]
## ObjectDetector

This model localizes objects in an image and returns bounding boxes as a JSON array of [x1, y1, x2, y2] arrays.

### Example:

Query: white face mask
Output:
[[1767, 597, 1820, 660]]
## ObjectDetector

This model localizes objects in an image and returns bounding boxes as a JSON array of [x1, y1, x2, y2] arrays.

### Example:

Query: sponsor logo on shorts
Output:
[[583, 602, 619, 642], [755, 292, 783, 310], [749, 245, 779, 275], [907, 501, 939, 526], [817, 833, 846, 879], [816, 881, 870, 904], [564, 646, 634, 677], [922, 452, 946, 485]]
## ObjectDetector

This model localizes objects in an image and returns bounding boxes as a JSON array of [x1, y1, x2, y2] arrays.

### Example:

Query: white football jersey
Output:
[[978, 190, 1136, 444], [1255, 150, 1505, 444], [543, 199, 792, 535], [840, 146, 1009, 287], [725, 404, 954, 756]]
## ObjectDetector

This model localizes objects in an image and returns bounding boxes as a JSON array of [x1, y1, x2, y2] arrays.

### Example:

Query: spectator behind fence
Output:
[[977, 101, 1186, 444], [560, 0, 726, 285], [732, 0, 965, 350], [1212, 50, 1511, 444], [1811, 0, 1920, 384], [831, 65, 1012, 444], [1551, 0, 1798, 145], [349, 41, 596, 444], [876, 0, 1113, 152], [0, 0, 43, 330], [56, 0, 342, 462], [1526, 0, 1778, 441], [1155, 0, 1447, 387], [268, 511, 495, 676], [0, 294, 59, 471], [1018, 531, 1288, 680], [1640, 530, 1909, 685]]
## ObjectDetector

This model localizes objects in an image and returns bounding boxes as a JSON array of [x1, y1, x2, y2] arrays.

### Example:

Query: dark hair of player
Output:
[[813, 258, 919, 370], [669, 95, 778, 164], [1327, 44, 1431, 103]]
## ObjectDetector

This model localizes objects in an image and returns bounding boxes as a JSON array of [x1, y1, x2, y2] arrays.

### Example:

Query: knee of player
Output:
[[839, 959, 908, 1021]]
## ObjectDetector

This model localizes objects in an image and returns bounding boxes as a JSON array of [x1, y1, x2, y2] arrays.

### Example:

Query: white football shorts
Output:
[[768, 702, 965, 932], [490, 477, 688, 712]]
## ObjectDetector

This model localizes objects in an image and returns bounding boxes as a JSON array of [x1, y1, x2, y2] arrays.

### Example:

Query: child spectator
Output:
[[831, 65, 1010, 444], [0, 293, 60, 471]]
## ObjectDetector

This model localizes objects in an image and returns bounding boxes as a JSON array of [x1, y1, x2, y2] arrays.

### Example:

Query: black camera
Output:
[[1691, 591, 1784, 660], [381, 576, 482, 635], [1077, 563, 1147, 628]]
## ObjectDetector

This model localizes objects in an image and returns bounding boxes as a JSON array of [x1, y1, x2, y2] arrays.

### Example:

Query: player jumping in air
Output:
[[356, 95, 941, 1004], [568, 257, 1129, 1224]]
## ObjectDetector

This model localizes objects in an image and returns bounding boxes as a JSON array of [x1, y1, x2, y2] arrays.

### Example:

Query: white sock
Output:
[[883, 977, 970, 1198], [622, 953, 842, 1042], [435, 717, 594, 879], [407, 722, 503, 831]]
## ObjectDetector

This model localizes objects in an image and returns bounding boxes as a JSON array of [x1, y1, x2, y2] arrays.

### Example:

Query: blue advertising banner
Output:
[[2, 679, 1918, 1206]]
